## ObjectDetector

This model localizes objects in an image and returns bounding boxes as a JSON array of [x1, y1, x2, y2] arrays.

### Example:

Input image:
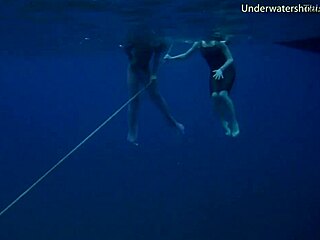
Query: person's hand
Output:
[[213, 69, 224, 80], [164, 54, 172, 60], [150, 75, 157, 82]]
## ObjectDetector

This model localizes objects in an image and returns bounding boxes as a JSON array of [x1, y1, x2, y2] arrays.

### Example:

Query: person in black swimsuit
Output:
[[164, 33, 239, 137], [122, 29, 184, 145]]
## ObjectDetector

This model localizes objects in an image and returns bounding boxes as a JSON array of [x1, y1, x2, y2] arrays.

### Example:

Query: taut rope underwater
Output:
[[0, 80, 153, 217]]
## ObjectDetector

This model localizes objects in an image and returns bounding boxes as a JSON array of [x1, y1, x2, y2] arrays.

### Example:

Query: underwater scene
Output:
[[0, 0, 320, 239]]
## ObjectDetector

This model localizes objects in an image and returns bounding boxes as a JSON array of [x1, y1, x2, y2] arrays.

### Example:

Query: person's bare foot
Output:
[[127, 137, 139, 146], [175, 122, 185, 135], [231, 121, 240, 137], [222, 121, 232, 136], [127, 129, 139, 146]]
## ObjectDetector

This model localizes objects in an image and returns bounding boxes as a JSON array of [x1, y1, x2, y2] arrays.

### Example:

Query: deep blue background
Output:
[[0, 40, 320, 240]]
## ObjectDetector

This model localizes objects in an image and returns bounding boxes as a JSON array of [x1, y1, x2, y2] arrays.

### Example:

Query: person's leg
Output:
[[147, 79, 184, 134], [218, 90, 240, 137], [127, 67, 140, 144], [212, 92, 231, 136]]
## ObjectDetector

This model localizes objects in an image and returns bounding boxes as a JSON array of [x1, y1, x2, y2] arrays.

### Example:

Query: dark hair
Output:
[[124, 25, 165, 46], [209, 31, 226, 41]]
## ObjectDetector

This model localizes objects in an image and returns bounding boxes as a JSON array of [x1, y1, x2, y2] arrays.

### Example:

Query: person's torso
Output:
[[127, 41, 166, 69], [199, 42, 227, 70]]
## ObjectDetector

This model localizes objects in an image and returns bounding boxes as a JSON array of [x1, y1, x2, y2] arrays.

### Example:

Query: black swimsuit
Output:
[[199, 42, 236, 94]]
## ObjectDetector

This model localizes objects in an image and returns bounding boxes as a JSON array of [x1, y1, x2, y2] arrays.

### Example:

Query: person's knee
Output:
[[219, 90, 229, 97], [211, 92, 219, 98]]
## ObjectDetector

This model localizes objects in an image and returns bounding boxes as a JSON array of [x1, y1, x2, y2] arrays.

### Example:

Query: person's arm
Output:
[[212, 42, 234, 80], [219, 42, 233, 72], [164, 41, 200, 60], [150, 45, 164, 79]]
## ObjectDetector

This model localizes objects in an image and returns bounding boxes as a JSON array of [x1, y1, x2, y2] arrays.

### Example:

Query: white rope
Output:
[[0, 81, 153, 217]]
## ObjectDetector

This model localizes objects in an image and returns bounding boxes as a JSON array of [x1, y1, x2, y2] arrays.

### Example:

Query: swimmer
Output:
[[165, 32, 239, 137], [122, 29, 184, 145]]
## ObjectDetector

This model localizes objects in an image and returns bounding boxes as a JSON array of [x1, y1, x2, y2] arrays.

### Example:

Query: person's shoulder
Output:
[[216, 41, 229, 49], [194, 41, 201, 47]]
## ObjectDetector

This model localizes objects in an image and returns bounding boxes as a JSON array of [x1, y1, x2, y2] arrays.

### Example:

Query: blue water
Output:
[[1, 1, 320, 240]]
